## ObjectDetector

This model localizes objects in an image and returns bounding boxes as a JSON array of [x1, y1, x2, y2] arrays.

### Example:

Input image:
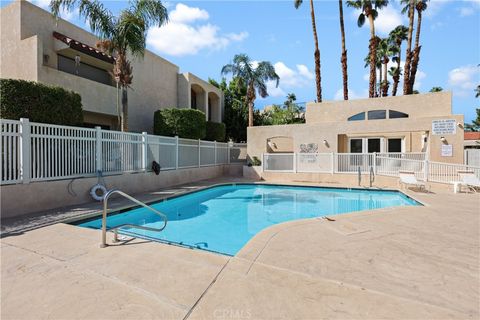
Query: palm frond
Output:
[[294, 0, 303, 9], [131, 0, 168, 28], [357, 13, 366, 27]]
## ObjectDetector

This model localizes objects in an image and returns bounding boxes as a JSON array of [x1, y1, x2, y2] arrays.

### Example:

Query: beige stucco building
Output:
[[0, 1, 223, 133], [248, 92, 465, 164]]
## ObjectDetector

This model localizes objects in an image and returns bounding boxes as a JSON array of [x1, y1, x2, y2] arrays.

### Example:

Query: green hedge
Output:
[[205, 121, 226, 142], [0, 79, 83, 126], [154, 108, 206, 139]]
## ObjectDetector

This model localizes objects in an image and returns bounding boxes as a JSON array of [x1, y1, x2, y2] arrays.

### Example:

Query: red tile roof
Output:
[[53, 31, 114, 64], [465, 132, 480, 140]]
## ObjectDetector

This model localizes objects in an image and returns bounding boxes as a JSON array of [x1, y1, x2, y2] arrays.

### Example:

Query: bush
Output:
[[154, 108, 206, 139], [0, 78, 83, 126], [205, 121, 226, 142]]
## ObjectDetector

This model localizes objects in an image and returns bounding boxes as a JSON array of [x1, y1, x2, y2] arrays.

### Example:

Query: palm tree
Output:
[[388, 25, 408, 96], [285, 93, 297, 105], [377, 37, 398, 97], [408, 0, 428, 94], [476, 85, 480, 98], [429, 87, 443, 92], [363, 37, 382, 97], [402, 0, 415, 95], [338, 0, 349, 100], [50, 0, 168, 131], [294, 0, 322, 102], [221, 54, 279, 127], [347, 0, 389, 98]]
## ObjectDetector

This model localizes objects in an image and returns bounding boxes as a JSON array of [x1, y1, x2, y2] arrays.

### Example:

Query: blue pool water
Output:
[[75, 184, 419, 255]]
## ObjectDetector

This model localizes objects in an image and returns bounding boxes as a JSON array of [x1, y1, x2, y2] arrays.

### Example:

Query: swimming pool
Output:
[[75, 184, 419, 255]]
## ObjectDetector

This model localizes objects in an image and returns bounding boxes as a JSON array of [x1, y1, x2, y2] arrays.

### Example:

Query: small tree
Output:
[[429, 87, 443, 92]]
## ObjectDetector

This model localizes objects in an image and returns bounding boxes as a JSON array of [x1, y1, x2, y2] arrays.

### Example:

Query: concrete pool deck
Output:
[[1, 178, 479, 319]]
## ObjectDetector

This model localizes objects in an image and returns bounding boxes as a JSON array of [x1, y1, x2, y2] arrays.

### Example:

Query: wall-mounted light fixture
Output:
[[323, 140, 329, 148], [440, 136, 447, 144], [457, 123, 464, 130]]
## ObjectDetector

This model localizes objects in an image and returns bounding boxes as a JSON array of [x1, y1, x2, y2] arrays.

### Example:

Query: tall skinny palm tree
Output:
[[50, 0, 168, 131], [402, 0, 415, 95], [221, 54, 279, 127], [388, 25, 408, 96], [347, 0, 389, 98], [339, 0, 349, 100], [377, 37, 398, 97], [294, 0, 322, 102], [408, 0, 428, 94]]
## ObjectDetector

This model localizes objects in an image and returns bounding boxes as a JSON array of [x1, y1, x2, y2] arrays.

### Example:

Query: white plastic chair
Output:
[[398, 171, 429, 191], [458, 171, 480, 193]]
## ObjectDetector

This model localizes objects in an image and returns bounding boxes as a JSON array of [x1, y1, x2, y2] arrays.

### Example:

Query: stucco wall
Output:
[[1, 164, 243, 218], [248, 93, 464, 164], [306, 91, 453, 124]]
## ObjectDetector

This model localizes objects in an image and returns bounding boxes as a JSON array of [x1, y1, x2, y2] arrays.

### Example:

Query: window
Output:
[[348, 112, 365, 121], [368, 138, 381, 153], [389, 110, 409, 119], [367, 110, 387, 120], [349, 139, 363, 153], [388, 138, 403, 152], [57, 55, 112, 86]]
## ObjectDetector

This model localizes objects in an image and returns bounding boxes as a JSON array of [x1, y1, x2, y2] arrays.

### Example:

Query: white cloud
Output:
[[374, 6, 405, 35], [448, 65, 480, 96], [274, 62, 314, 88], [169, 3, 209, 23], [256, 62, 314, 99], [351, 5, 404, 35], [147, 3, 248, 56]]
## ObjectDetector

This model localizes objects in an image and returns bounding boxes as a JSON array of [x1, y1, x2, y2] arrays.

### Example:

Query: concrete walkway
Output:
[[1, 179, 479, 319]]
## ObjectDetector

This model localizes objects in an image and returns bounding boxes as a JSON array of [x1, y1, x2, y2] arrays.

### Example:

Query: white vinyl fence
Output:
[[263, 152, 480, 184], [465, 149, 480, 167], [0, 118, 247, 185]]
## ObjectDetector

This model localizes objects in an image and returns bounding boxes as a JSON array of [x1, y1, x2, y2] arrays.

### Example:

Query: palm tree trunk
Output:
[[339, 0, 348, 100], [116, 81, 121, 130], [310, 0, 322, 102], [247, 83, 255, 127], [121, 87, 128, 132], [368, 14, 376, 98], [392, 44, 402, 96], [409, 10, 422, 93], [382, 57, 389, 97], [403, 0, 415, 95], [378, 65, 382, 97]]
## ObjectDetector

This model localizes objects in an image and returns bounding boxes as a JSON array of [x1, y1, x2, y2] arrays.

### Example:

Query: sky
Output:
[[2, 0, 480, 122]]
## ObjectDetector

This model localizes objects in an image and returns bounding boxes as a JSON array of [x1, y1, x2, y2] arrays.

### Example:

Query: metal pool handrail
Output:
[[101, 189, 168, 248]]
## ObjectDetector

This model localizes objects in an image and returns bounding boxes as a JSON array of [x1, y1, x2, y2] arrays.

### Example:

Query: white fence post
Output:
[[19, 118, 31, 184], [214, 141, 217, 165], [95, 126, 102, 172], [424, 159, 429, 181], [198, 139, 201, 167], [373, 152, 377, 174], [175, 136, 179, 170], [293, 153, 297, 173], [330, 152, 334, 174], [227, 140, 232, 164], [142, 132, 148, 172]]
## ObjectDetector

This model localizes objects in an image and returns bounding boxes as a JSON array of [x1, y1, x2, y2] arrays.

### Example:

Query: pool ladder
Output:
[[100, 189, 168, 248]]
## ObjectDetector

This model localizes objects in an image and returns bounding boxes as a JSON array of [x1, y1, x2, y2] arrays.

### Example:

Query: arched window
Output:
[[347, 112, 365, 121], [389, 110, 409, 119], [368, 110, 387, 120]]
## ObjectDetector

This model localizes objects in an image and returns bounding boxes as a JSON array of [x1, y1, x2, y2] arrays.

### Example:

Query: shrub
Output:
[[154, 108, 206, 139], [0, 78, 83, 126], [205, 121, 226, 142]]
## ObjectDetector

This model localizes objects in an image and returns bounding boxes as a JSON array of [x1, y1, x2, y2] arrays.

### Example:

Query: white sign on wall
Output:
[[441, 144, 453, 157], [432, 119, 456, 135]]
